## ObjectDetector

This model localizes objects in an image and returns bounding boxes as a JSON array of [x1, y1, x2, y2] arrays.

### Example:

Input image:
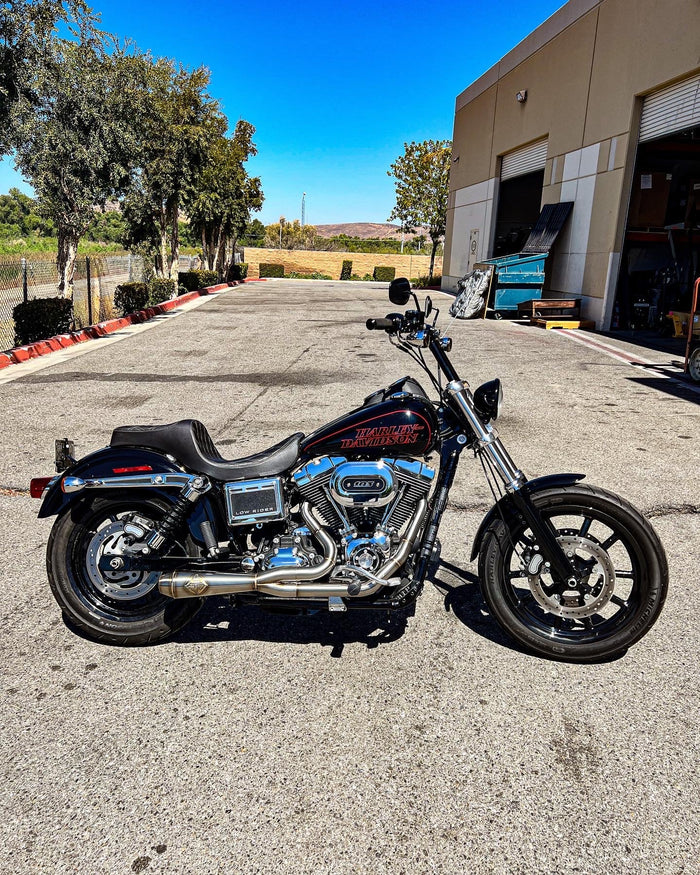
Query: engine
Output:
[[291, 456, 435, 573]]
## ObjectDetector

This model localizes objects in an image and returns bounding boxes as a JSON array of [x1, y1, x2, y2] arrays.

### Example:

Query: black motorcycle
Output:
[[31, 278, 668, 661]]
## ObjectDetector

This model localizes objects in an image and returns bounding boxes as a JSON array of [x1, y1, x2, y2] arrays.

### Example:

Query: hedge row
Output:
[[259, 263, 284, 278], [340, 259, 352, 280], [178, 270, 218, 292], [373, 266, 396, 282], [12, 298, 74, 346]]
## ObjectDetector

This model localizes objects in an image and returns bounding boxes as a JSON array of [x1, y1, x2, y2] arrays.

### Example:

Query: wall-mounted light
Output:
[[516, 90, 528, 103]]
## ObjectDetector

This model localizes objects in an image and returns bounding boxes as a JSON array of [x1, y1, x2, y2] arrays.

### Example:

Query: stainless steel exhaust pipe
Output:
[[158, 503, 337, 599], [158, 499, 427, 601]]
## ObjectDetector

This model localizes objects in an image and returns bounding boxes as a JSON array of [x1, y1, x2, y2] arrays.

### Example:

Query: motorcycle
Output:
[[31, 278, 668, 661]]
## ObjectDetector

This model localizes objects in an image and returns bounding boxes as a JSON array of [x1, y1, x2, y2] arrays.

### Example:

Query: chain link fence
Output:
[[0, 253, 200, 350]]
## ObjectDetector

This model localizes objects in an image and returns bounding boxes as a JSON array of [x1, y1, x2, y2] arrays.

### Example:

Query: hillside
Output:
[[314, 222, 431, 240]]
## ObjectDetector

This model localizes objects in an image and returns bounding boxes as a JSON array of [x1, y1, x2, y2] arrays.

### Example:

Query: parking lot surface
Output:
[[1, 280, 698, 874]]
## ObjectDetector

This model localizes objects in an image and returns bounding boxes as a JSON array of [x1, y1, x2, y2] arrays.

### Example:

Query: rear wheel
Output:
[[479, 485, 668, 662], [47, 496, 202, 645]]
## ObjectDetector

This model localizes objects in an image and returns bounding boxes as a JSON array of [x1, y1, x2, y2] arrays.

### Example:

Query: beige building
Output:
[[442, 0, 700, 329]]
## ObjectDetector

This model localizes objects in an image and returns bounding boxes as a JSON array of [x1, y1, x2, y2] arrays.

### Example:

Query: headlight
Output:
[[473, 378, 503, 423]]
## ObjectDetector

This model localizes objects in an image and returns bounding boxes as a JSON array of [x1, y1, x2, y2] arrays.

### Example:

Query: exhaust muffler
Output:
[[158, 499, 426, 601]]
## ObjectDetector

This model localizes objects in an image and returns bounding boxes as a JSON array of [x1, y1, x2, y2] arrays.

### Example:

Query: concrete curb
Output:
[[0, 278, 263, 370]]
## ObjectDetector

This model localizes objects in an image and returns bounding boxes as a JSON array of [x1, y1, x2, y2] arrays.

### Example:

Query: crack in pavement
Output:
[[645, 503, 700, 518]]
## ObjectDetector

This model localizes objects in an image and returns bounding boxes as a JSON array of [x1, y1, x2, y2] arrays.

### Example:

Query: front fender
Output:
[[37, 446, 224, 546], [468, 473, 586, 562]]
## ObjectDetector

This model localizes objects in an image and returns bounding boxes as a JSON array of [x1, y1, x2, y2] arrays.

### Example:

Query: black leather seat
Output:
[[110, 420, 303, 481]]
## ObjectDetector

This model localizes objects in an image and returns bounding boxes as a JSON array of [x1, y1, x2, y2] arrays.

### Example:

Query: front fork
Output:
[[445, 380, 580, 586]]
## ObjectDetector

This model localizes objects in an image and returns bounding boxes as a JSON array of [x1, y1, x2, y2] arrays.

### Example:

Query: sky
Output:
[[0, 0, 566, 226]]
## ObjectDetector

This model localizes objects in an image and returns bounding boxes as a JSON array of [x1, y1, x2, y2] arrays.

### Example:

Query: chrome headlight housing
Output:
[[473, 378, 503, 423]]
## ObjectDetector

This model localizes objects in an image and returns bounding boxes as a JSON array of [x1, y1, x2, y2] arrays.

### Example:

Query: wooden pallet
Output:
[[532, 318, 596, 330]]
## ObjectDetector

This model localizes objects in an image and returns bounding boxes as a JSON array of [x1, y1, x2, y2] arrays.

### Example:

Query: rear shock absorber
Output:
[[143, 476, 211, 553]]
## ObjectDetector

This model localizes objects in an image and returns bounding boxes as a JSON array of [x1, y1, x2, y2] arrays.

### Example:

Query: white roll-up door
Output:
[[500, 138, 548, 181], [639, 72, 700, 142]]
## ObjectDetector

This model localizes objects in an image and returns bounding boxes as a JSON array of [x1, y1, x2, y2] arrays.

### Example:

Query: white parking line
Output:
[[555, 329, 700, 397]]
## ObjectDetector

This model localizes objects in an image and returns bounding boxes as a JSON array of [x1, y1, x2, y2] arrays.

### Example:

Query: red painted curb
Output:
[[0, 354, 13, 369], [11, 347, 31, 363]]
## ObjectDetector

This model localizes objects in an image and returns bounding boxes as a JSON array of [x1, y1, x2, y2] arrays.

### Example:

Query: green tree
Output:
[[13, 41, 145, 295], [265, 218, 316, 250], [0, 0, 97, 156], [122, 61, 226, 279], [84, 209, 127, 243], [387, 139, 451, 281], [0, 187, 53, 237], [241, 218, 266, 247], [186, 119, 263, 278]]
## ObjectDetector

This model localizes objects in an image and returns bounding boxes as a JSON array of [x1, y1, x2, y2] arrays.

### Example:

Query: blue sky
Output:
[[1, 0, 565, 225]]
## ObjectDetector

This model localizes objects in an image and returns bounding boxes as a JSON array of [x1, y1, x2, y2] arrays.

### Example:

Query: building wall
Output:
[[444, 0, 700, 328]]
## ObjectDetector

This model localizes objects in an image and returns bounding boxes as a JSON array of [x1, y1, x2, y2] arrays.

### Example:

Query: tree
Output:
[[264, 219, 316, 250], [387, 139, 451, 281], [0, 0, 97, 156], [186, 120, 263, 278], [241, 218, 266, 247], [13, 40, 145, 295], [0, 187, 53, 237], [121, 61, 226, 279]]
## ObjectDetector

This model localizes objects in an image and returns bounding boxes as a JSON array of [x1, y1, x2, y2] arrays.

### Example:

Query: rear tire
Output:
[[47, 496, 202, 645], [478, 484, 668, 662], [688, 345, 700, 383]]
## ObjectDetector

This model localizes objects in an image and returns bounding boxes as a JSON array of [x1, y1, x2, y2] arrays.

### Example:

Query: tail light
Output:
[[30, 477, 54, 498]]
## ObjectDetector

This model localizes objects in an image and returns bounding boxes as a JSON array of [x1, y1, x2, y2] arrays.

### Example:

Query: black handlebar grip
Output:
[[366, 317, 395, 331]]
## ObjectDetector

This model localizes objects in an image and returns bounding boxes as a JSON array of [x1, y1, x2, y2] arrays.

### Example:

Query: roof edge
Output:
[[455, 0, 602, 112]]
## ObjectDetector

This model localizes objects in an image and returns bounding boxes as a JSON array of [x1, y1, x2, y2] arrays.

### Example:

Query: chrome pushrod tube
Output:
[[446, 380, 526, 493], [158, 499, 427, 601]]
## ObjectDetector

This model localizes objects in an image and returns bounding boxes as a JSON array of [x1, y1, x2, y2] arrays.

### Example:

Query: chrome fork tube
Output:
[[446, 380, 526, 492]]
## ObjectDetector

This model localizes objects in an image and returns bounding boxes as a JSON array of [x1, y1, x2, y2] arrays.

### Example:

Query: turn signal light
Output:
[[30, 477, 54, 498]]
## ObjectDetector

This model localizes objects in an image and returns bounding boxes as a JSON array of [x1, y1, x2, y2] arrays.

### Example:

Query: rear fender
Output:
[[37, 446, 224, 546], [468, 473, 586, 562]]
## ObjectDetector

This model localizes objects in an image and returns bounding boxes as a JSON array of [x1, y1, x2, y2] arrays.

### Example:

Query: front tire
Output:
[[479, 485, 668, 662], [47, 496, 202, 646]]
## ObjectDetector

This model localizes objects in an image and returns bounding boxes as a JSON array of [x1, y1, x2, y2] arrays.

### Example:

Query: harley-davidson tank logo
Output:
[[340, 423, 424, 449]]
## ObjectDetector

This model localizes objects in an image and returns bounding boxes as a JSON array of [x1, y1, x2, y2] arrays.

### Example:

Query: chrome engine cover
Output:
[[329, 461, 396, 507]]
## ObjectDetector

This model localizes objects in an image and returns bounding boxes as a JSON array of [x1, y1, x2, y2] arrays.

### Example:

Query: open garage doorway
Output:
[[492, 169, 545, 257]]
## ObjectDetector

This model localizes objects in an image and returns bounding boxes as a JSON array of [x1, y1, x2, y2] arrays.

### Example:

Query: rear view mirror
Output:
[[389, 277, 411, 306]]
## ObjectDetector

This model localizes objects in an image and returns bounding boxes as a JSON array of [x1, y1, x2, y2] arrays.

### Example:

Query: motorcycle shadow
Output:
[[430, 559, 528, 655], [172, 598, 414, 658]]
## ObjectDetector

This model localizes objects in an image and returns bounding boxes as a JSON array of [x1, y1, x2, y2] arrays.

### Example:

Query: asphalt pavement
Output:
[[0, 280, 698, 874]]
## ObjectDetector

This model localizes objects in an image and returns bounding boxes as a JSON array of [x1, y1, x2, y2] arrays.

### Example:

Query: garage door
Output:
[[639, 72, 700, 142], [500, 138, 548, 181]]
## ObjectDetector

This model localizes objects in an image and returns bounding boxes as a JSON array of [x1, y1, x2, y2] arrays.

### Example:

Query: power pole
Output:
[[301, 193, 306, 228]]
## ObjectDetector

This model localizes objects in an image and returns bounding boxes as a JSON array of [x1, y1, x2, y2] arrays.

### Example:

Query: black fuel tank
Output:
[[301, 395, 439, 458]]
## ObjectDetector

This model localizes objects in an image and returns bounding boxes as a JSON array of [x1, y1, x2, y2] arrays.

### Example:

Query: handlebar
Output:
[[366, 317, 397, 332]]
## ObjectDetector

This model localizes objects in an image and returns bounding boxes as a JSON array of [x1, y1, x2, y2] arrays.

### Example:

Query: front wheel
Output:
[[47, 496, 202, 645], [479, 485, 668, 662]]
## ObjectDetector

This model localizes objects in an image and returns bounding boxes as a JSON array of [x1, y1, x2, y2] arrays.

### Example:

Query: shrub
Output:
[[148, 277, 177, 305], [340, 259, 352, 280], [227, 262, 248, 281], [287, 271, 332, 280], [178, 270, 218, 291], [362, 273, 373, 282], [13, 297, 73, 345], [413, 274, 442, 289], [373, 266, 396, 282], [114, 282, 149, 315], [259, 263, 284, 278]]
